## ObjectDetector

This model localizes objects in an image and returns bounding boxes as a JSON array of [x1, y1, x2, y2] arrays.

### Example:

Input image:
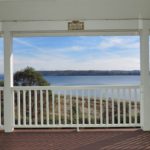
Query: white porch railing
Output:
[[12, 84, 141, 129], [0, 87, 4, 129]]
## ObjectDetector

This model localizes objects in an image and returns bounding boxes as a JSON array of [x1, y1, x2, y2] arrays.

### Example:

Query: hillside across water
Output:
[[38, 70, 140, 76]]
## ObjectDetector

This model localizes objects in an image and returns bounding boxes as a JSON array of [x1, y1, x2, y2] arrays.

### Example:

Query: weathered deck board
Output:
[[0, 129, 149, 150]]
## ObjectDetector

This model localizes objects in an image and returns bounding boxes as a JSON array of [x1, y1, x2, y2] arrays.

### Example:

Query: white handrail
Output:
[[12, 84, 140, 90]]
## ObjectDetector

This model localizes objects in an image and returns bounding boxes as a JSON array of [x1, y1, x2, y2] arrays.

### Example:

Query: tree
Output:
[[14, 67, 49, 86], [0, 80, 4, 87]]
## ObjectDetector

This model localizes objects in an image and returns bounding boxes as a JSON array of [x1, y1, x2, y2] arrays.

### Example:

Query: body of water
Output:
[[0, 75, 3, 80], [0, 75, 140, 85], [44, 75, 140, 86]]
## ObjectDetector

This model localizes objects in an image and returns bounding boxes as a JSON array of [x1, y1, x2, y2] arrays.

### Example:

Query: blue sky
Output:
[[0, 36, 141, 73]]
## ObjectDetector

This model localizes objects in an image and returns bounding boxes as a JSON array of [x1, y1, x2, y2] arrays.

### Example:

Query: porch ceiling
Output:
[[0, 0, 150, 21]]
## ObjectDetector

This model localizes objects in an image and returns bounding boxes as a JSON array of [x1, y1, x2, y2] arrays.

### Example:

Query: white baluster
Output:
[[70, 90, 73, 125], [17, 91, 20, 126], [34, 90, 38, 125], [100, 89, 103, 124], [123, 89, 126, 125], [76, 90, 79, 131], [106, 89, 109, 125], [82, 90, 85, 125], [134, 88, 137, 125], [129, 89, 132, 124], [40, 90, 43, 125], [139, 88, 141, 125], [13, 91, 15, 126], [29, 90, 32, 125], [23, 90, 26, 126], [64, 90, 67, 125], [88, 90, 91, 124], [58, 92, 61, 124], [112, 89, 114, 125], [117, 88, 120, 125], [94, 90, 97, 124], [52, 91, 55, 125], [46, 90, 49, 125]]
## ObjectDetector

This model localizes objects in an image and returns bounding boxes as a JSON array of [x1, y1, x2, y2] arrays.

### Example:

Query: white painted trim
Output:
[[2, 21, 68, 32], [85, 20, 140, 30], [13, 31, 139, 37], [0, 20, 147, 32], [140, 27, 150, 131], [4, 31, 14, 133], [12, 84, 140, 91], [143, 20, 150, 29], [14, 124, 141, 128], [0, 19, 149, 36]]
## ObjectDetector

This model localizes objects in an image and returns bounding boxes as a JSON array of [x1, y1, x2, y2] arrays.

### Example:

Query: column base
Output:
[[4, 127, 14, 133], [141, 126, 150, 131]]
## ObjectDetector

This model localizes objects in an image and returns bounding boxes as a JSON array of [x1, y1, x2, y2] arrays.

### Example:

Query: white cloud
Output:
[[43, 46, 86, 53], [14, 38, 87, 54], [14, 38, 41, 51], [13, 51, 140, 72], [98, 36, 139, 50]]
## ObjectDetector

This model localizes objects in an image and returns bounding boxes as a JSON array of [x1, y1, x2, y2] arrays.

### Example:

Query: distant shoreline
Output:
[[0, 70, 140, 78], [38, 70, 140, 76]]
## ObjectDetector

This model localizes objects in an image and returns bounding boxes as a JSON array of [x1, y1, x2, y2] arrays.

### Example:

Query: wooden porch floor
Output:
[[0, 129, 150, 150]]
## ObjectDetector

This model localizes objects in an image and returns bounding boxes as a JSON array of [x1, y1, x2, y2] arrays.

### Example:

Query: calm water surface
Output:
[[0, 75, 140, 85], [44, 75, 140, 86]]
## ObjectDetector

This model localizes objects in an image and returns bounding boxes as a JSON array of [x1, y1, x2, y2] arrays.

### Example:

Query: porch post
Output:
[[4, 31, 14, 132], [140, 27, 150, 131]]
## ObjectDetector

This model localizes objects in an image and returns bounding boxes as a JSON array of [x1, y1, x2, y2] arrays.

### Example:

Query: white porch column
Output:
[[4, 31, 14, 132], [140, 28, 150, 131]]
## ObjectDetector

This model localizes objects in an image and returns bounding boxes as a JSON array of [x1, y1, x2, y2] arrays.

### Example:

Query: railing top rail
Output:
[[12, 84, 140, 90]]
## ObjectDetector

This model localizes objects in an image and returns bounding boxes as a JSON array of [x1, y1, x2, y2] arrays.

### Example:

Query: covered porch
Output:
[[0, 0, 150, 133]]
